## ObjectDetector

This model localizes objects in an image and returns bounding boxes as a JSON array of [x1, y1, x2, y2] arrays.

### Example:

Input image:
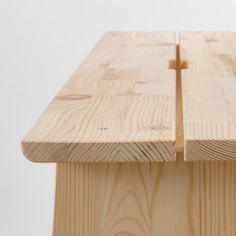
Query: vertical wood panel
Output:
[[199, 161, 236, 236], [53, 154, 200, 236], [53, 158, 236, 236]]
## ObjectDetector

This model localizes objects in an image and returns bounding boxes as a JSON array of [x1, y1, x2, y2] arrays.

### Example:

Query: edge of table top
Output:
[[22, 32, 177, 162], [22, 32, 236, 162]]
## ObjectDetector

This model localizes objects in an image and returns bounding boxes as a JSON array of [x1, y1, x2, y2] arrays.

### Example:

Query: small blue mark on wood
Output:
[[97, 127, 109, 131]]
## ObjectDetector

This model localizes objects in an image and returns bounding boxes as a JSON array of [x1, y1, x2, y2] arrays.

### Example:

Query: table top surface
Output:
[[22, 32, 177, 162], [181, 32, 236, 161], [22, 32, 236, 162]]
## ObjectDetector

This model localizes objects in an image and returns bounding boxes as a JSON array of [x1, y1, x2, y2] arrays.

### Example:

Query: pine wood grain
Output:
[[199, 160, 236, 236], [22, 32, 177, 162], [53, 157, 236, 236], [53, 154, 200, 236], [180, 32, 236, 160]]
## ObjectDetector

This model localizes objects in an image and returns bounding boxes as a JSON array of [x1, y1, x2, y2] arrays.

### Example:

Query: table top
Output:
[[22, 32, 236, 162], [181, 32, 236, 160], [22, 32, 177, 162]]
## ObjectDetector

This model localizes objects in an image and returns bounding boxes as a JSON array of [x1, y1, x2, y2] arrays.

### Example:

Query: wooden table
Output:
[[22, 32, 236, 236]]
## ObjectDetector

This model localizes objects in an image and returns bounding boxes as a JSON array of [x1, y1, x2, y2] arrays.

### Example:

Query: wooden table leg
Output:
[[52, 154, 236, 236]]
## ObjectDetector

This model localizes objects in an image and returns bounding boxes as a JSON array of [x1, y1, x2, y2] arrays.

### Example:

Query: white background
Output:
[[1, 0, 236, 235]]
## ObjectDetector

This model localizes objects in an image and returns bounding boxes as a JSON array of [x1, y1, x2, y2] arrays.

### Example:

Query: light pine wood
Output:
[[20, 32, 236, 236], [199, 160, 236, 236], [180, 32, 236, 160], [22, 32, 177, 162], [53, 154, 201, 236], [53, 156, 236, 236]]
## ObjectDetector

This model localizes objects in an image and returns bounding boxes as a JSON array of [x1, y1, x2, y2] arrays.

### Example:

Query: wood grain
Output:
[[21, 32, 236, 236], [22, 32, 177, 162], [180, 32, 236, 160], [199, 160, 236, 236], [53, 158, 236, 236], [53, 154, 200, 236]]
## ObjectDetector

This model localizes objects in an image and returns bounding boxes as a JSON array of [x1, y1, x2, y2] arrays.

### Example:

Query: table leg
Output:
[[52, 153, 236, 236]]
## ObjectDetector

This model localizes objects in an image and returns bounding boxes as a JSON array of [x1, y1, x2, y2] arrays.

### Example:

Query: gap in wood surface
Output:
[[176, 44, 184, 155]]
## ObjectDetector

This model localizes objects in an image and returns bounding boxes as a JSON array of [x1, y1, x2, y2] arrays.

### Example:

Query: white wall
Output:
[[1, 0, 236, 235]]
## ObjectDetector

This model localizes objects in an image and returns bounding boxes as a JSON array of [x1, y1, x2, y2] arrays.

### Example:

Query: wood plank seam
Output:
[[174, 44, 189, 155]]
